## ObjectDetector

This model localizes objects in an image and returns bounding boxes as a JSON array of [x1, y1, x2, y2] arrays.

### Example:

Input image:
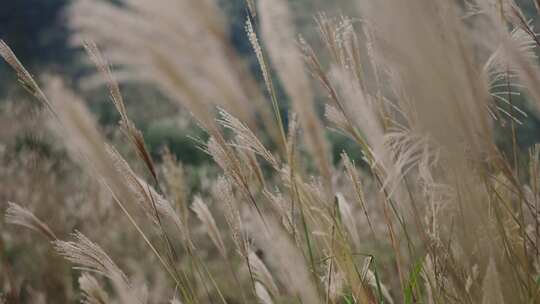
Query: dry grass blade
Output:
[[249, 250, 279, 298], [245, 18, 271, 96], [383, 127, 436, 193], [0, 41, 56, 116], [485, 26, 538, 74], [481, 258, 504, 304], [254, 282, 274, 304], [7, 0, 540, 303], [263, 189, 296, 236], [83, 41, 126, 120], [215, 177, 247, 258], [44, 83, 181, 288], [218, 108, 279, 170], [325, 65, 385, 163], [245, 0, 256, 18], [341, 153, 375, 235], [192, 196, 227, 258], [45, 78, 137, 204], [205, 136, 267, 223], [0, 41, 37, 92], [245, 16, 288, 155], [362, 268, 394, 304], [105, 145, 186, 274], [84, 41, 158, 183], [5, 202, 57, 240], [79, 273, 110, 304], [69, 0, 281, 140], [252, 217, 321, 304], [61, 238, 145, 302], [141, 177, 185, 234], [1, 40, 182, 294], [258, 0, 331, 187], [106, 145, 184, 233], [54, 231, 129, 287], [162, 149, 188, 224], [335, 193, 360, 249], [359, 0, 492, 163], [479, 0, 540, 119], [325, 104, 348, 133], [484, 26, 536, 123], [286, 112, 299, 153]]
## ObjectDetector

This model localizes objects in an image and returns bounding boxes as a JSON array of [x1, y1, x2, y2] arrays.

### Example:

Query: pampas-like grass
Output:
[[6, 0, 540, 303], [0, 41, 55, 115], [192, 196, 227, 259], [5, 202, 57, 240], [335, 193, 361, 249], [69, 0, 280, 142], [218, 108, 279, 170], [84, 41, 158, 183], [254, 281, 274, 304], [251, 217, 321, 304], [248, 250, 279, 298], [78, 273, 110, 304], [481, 258, 504, 304], [54, 231, 128, 283], [258, 0, 332, 187], [57, 234, 148, 303]]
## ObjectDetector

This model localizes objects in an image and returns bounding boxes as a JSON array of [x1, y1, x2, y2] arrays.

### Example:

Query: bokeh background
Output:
[[2, 0, 540, 167], [2, 1, 540, 303]]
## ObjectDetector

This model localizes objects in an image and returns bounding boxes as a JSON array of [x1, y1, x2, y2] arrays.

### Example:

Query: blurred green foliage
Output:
[[144, 118, 210, 165], [2, 0, 540, 169], [0, 0, 75, 95]]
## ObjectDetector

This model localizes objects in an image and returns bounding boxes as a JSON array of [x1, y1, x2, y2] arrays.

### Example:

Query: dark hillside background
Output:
[[0, 0, 73, 93], [1, 0, 539, 166]]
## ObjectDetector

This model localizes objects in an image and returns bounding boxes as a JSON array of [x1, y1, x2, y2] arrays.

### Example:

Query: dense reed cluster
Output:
[[3, 0, 540, 303]]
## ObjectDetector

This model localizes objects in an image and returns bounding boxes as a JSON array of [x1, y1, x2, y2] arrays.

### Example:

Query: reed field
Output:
[[3, 0, 540, 303]]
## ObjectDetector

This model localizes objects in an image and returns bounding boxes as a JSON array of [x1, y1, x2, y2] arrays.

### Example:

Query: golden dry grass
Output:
[[3, 0, 540, 303]]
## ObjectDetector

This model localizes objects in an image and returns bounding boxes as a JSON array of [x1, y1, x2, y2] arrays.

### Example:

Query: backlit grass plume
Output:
[[4, 0, 540, 303]]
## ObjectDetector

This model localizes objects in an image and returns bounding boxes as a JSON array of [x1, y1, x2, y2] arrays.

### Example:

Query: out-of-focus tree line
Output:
[[1, 0, 540, 167]]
